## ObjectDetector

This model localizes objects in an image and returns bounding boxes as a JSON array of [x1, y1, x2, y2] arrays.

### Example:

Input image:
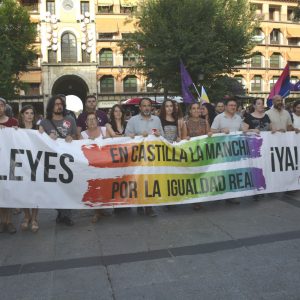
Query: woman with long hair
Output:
[[159, 99, 181, 142], [242, 98, 271, 133], [80, 112, 105, 139], [200, 103, 217, 127], [184, 102, 212, 210], [106, 104, 126, 137], [184, 102, 211, 139], [18, 105, 39, 232]]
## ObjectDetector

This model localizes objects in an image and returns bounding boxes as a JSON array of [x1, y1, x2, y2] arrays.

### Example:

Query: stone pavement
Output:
[[1, 192, 300, 300]]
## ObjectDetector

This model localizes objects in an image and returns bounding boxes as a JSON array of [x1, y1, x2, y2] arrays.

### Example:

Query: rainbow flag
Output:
[[267, 64, 290, 107]]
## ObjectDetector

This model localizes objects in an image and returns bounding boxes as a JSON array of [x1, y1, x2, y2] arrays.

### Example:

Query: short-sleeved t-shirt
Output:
[[211, 112, 242, 132], [160, 119, 178, 142], [40, 116, 77, 138], [76, 110, 108, 131], [0, 117, 18, 127], [125, 114, 164, 136], [243, 114, 271, 131], [292, 113, 300, 129], [266, 108, 292, 131]]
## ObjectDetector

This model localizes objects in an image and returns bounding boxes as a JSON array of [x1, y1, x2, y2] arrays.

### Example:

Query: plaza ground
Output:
[[1, 192, 300, 300]]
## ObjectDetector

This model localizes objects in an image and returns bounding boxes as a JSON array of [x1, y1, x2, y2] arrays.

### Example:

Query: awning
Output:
[[120, 0, 139, 7], [119, 19, 137, 32], [287, 52, 300, 61], [19, 71, 41, 83], [286, 27, 300, 38], [98, 0, 114, 6], [96, 18, 119, 33]]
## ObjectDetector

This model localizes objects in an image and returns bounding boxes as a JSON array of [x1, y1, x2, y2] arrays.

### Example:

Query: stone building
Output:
[[15, 0, 300, 112]]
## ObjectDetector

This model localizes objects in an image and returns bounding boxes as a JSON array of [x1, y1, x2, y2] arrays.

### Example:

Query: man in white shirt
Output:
[[211, 98, 243, 134]]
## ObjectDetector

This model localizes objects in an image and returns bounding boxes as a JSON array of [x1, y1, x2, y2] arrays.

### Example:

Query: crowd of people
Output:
[[0, 93, 299, 234]]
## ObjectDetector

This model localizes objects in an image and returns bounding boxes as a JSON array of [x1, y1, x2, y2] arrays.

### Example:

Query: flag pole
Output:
[[192, 83, 201, 100]]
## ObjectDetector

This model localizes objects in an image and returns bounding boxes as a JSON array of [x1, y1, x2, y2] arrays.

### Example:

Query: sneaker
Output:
[[145, 207, 157, 217], [6, 223, 17, 234], [226, 198, 240, 204], [0, 223, 6, 233]]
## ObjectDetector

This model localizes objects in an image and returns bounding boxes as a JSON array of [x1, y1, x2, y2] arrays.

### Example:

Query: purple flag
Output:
[[180, 61, 196, 104], [291, 80, 300, 91]]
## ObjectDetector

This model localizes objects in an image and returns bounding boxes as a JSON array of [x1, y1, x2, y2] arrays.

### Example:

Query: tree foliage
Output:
[[121, 0, 255, 97], [208, 76, 245, 101], [0, 0, 37, 100]]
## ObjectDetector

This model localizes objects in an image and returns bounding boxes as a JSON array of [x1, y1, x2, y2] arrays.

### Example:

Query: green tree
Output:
[[121, 0, 255, 97], [207, 75, 245, 101], [0, 0, 37, 100]]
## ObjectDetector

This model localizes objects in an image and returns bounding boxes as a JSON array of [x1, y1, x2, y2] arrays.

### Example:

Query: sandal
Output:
[[21, 219, 30, 231], [31, 220, 39, 232]]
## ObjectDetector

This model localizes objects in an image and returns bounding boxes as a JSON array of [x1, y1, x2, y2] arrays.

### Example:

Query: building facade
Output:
[[16, 0, 300, 111], [233, 0, 300, 99]]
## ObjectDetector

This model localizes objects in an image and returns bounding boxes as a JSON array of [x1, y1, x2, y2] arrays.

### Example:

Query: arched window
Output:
[[100, 76, 114, 93], [270, 29, 281, 44], [99, 48, 113, 66], [123, 50, 138, 66], [270, 53, 281, 68], [251, 53, 263, 68], [123, 75, 137, 92], [234, 76, 245, 87], [251, 75, 262, 92], [61, 32, 77, 63], [269, 76, 279, 90]]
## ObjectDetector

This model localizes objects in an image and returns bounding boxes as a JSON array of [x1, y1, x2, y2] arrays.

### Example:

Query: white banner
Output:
[[0, 128, 299, 208]]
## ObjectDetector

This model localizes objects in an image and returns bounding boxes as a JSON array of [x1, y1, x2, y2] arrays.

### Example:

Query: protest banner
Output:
[[0, 128, 298, 208]]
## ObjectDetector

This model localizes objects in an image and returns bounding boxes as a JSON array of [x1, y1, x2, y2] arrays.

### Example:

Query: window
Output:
[[99, 48, 113, 66], [289, 62, 300, 69], [61, 32, 77, 63], [234, 76, 244, 86], [270, 53, 280, 68], [123, 76, 137, 92], [24, 83, 40, 96], [46, 0, 55, 14], [270, 29, 280, 44], [100, 76, 114, 93], [288, 38, 300, 46], [269, 76, 279, 90], [82, 51, 90, 63], [251, 76, 262, 92], [252, 28, 264, 44], [98, 5, 113, 13], [120, 6, 137, 14], [48, 49, 57, 63], [269, 8, 275, 21], [122, 33, 134, 40], [251, 53, 262, 68], [123, 50, 138, 66], [98, 33, 114, 40], [288, 8, 294, 21], [21, 0, 39, 12], [80, 1, 89, 14]]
